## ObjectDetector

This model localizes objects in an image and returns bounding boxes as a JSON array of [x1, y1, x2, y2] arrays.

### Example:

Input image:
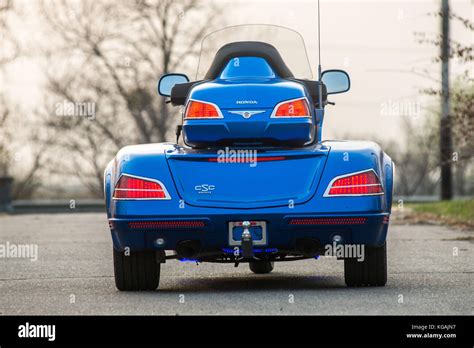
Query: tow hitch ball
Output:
[[241, 221, 254, 259]]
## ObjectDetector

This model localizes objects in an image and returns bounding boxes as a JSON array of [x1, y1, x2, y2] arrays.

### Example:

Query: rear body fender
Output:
[[104, 141, 393, 252]]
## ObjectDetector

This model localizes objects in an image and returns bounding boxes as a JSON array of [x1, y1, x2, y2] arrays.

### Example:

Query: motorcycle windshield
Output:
[[196, 24, 313, 80]]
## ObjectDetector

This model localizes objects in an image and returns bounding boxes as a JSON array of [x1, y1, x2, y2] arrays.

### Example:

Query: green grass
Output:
[[406, 199, 474, 223]]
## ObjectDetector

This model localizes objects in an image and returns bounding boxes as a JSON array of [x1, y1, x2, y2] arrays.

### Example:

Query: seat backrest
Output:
[[204, 41, 294, 80]]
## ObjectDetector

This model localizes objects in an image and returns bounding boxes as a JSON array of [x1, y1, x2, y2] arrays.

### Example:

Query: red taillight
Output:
[[273, 98, 310, 117], [113, 175, 170, 199], [325, 170, 383, 196], [185, 100, 221, 119]]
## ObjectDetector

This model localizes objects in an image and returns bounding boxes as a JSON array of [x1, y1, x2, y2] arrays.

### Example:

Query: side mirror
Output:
[[158, 73, 189, 97], [321, 70, 350, 95]]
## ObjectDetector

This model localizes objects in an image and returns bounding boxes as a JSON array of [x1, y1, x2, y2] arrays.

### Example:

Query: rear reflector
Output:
[[325, 170, 383, 196], [289, 217, 368, 225], [113, 174, 170, 199], [128, 220, 205, 229]]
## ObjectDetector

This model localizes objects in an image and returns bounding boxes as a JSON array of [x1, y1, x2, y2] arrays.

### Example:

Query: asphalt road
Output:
[[0, 213, 472, 315]]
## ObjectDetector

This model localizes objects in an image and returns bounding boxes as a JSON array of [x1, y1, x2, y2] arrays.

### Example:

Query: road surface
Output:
[[0, 213, 472, 315]]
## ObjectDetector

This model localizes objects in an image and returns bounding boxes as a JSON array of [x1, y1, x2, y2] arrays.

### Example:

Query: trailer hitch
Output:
[[240, 221, 254, 259]]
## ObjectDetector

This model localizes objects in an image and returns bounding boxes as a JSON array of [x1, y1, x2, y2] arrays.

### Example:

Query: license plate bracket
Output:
[[228, 221, 267, 246]]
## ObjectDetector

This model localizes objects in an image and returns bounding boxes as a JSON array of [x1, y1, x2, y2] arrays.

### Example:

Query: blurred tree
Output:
[[415, 8, 473, 199], [0, 0, 16, 177], [39, 0, 222, 197], [0, 0, 46, 198], [373, 117, 439, 197], [0, 0, 18, 66], [0, 99, 12, 178], [386, 112, 473, 198]]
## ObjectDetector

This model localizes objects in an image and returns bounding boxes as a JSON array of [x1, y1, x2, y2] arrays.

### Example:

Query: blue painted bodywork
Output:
[[104, 53, 394, 259]]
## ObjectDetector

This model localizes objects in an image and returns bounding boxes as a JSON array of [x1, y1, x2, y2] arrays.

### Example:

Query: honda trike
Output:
[[104, 24, 394, 290]]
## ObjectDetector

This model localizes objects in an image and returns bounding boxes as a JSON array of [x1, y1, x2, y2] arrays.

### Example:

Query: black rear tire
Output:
[[249, 261, 274, 274], [113, 248, 160, 291], [344, 243, 387, 287]]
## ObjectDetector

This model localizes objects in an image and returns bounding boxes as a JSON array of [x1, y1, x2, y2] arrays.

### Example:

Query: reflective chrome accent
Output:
[[228, 110, 266, 119]]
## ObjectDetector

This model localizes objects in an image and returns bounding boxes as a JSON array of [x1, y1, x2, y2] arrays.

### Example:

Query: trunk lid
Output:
[[189, 78, 307, 109], [165, 146, 329, 209]]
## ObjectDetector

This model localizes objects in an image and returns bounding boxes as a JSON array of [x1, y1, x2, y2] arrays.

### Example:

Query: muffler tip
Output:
[[295, 238, 322, 256], [176, 240, 201, 259]]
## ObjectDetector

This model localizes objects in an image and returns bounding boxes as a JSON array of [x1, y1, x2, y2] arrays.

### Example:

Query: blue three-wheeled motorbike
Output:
[[104, 25, 394, 290]]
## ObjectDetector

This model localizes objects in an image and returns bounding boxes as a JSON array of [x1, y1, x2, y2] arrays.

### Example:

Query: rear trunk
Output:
[[166, 147, 328, 209], [183, 79, 315, 148]]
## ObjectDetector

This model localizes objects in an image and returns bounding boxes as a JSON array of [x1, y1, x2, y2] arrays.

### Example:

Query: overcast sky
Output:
[[5, 0, 473, 143]]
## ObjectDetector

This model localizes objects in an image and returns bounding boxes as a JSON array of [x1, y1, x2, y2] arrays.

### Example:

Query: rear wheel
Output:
[[344, 243, 387, 287], [113, 248, 160, 291], [249, 261, 274, 274]]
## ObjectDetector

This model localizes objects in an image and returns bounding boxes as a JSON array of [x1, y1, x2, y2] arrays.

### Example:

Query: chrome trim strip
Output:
[[227, 110, 266, 119]]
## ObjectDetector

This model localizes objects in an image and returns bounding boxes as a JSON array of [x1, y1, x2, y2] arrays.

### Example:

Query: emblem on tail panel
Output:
[[235, 100, 258, 104], [228, 110, 266, 119], [195, 184, 215, 194]]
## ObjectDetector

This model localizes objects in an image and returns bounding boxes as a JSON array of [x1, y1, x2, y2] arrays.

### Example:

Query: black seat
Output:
[[204, 41, 295, 79]]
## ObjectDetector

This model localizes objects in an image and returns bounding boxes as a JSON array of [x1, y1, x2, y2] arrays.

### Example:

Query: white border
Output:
[[323, 169, 384, 197], [112, 173, 171, 200]]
